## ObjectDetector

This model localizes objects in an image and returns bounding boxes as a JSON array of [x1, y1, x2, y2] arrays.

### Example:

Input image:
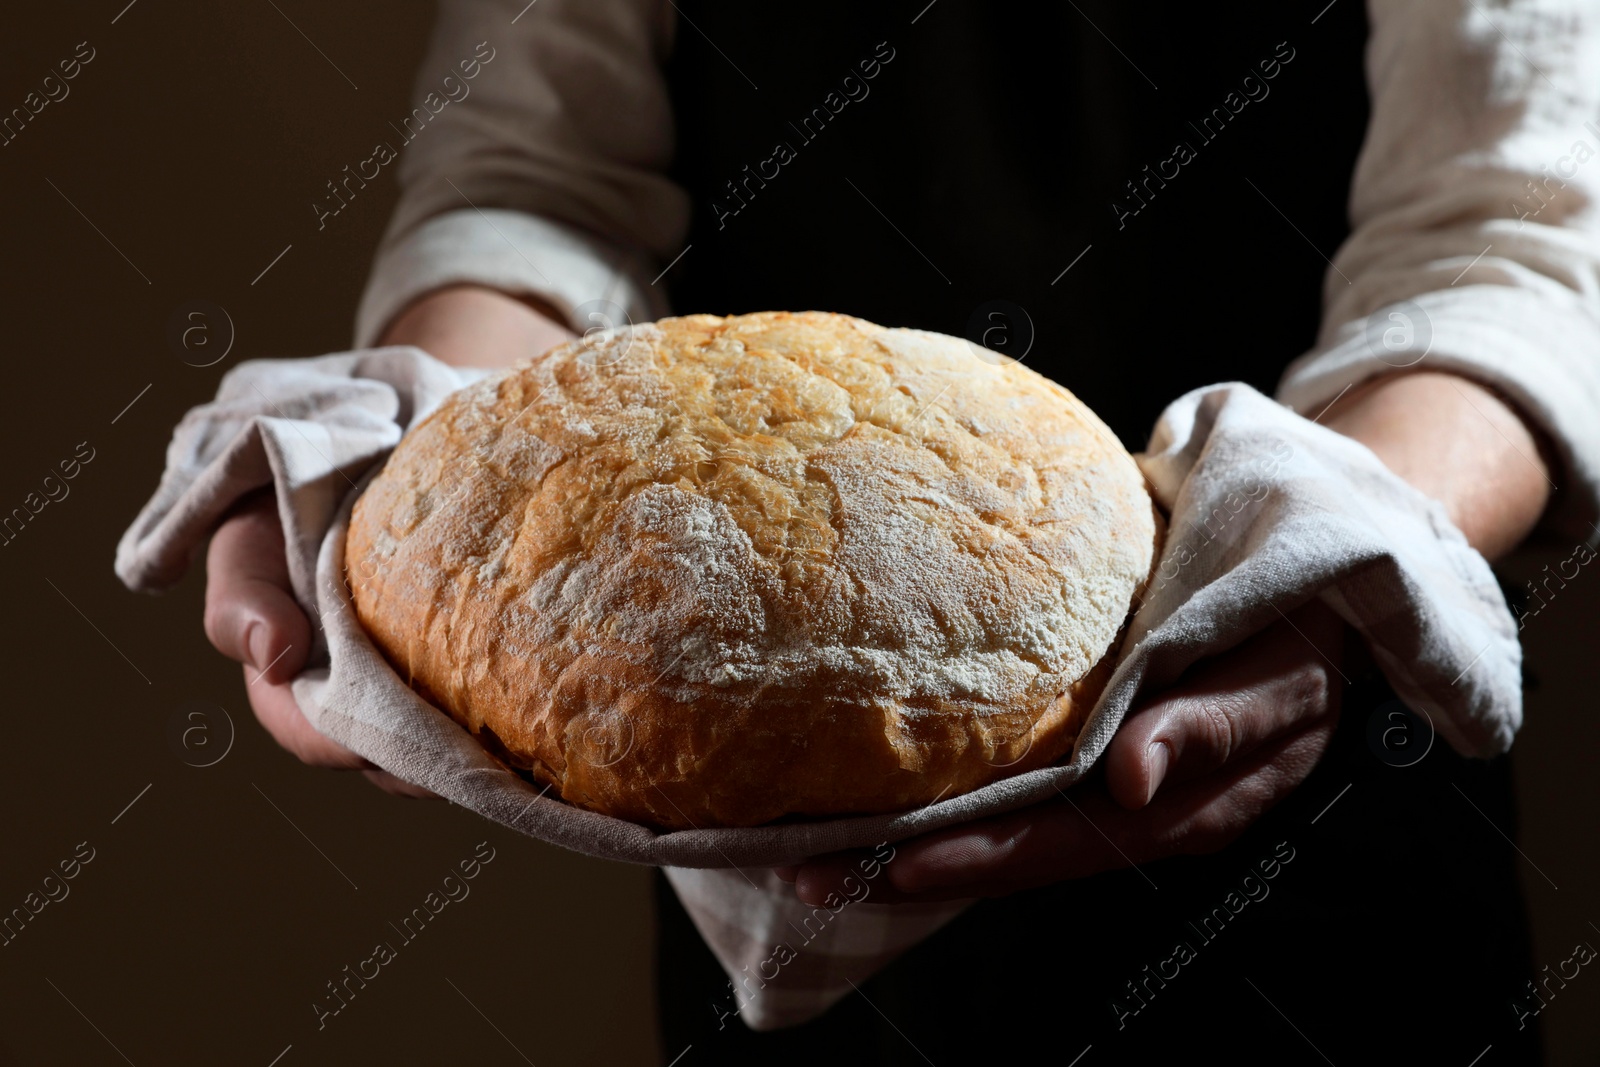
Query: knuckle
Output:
[[1190, 697, 1241, 764], [1283, 660, 1333, 717]]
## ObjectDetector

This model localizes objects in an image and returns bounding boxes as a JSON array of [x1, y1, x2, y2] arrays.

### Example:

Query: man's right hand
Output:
[[204, 490, 440, 795], [203, 284, 575, 793]]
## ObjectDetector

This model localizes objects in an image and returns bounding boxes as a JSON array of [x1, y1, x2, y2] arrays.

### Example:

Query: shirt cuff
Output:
[[353, 207, 674, 349], [1277, 285, 1600, 539]]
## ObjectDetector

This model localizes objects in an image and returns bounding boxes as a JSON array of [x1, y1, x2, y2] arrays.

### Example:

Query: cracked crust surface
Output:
[[346, 311, 1158, 829]]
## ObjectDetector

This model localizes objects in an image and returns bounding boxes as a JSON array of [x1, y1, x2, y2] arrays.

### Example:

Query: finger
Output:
[[791, 849, 909, 907], [210, 496, 439, 785], [795, 717, 1337, 905], [243, 665, 373, 771], [1105, 606, 1343, 811], [895, 723, 1333, 902], [875, 790, 1130, 903], [773, 866, 800, 883], [204, 493, 311, 684], [793, 801, 1111, 907]]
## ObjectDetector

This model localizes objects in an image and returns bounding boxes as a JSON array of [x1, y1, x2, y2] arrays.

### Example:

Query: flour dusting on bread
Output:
[[346, 311, 1157, 828]]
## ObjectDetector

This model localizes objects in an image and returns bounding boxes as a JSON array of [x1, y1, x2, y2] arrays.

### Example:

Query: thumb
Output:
[[203, 491, 311, 684], [1103, 605, 1343, 811]]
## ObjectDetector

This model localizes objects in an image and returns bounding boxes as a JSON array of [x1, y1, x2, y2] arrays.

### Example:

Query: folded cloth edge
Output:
[[114, 352, 1522, 870]]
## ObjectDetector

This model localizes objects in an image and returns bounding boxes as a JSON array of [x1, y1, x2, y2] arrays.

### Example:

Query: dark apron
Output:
[[655, 2, 1540, 1059]]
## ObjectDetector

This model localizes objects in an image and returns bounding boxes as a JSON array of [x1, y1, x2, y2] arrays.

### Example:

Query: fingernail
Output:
[[1145, 742, 1169, 806], [246, 622, 271, 674]]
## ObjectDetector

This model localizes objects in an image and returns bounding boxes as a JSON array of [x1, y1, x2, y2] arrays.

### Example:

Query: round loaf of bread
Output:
[[346, 311, 1157, 830]]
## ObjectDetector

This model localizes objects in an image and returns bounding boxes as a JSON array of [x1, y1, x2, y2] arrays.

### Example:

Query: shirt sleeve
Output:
[[1276, 0, 1600, 537], [353, 0, 687, 348]]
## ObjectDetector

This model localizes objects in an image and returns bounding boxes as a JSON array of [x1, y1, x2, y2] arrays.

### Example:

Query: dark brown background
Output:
[[0, 3, 656, 1065], [0, 2, 1594, 1064]]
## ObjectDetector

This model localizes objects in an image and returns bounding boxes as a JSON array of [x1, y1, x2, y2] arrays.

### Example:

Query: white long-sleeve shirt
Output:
[[342, 2, 1600, 1029], [353, 0, 1600, 538]]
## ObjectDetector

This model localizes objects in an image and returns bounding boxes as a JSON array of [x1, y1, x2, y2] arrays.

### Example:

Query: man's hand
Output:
[[202, 284, 574, 792], [779, 370, 1553, 903], [204, 490, 436, 796], [779, 601, 1343, 905]]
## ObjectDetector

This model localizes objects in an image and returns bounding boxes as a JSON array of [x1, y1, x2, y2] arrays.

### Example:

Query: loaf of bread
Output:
[[346, 311, 1158, 829]]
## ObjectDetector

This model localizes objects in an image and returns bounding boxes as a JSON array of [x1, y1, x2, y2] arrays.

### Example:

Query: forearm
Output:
[[1281, 2, 1600, 543], [1323, 370, 1551, 561], [378, 284, 575, 369], [355, 0, 682, 352]]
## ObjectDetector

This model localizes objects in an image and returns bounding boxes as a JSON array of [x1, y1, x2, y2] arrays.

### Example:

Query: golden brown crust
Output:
[[346, 311, 1158, 829]]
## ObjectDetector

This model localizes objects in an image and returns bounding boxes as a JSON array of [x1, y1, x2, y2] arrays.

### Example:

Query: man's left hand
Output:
[[778, 600, 1345, 905]]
